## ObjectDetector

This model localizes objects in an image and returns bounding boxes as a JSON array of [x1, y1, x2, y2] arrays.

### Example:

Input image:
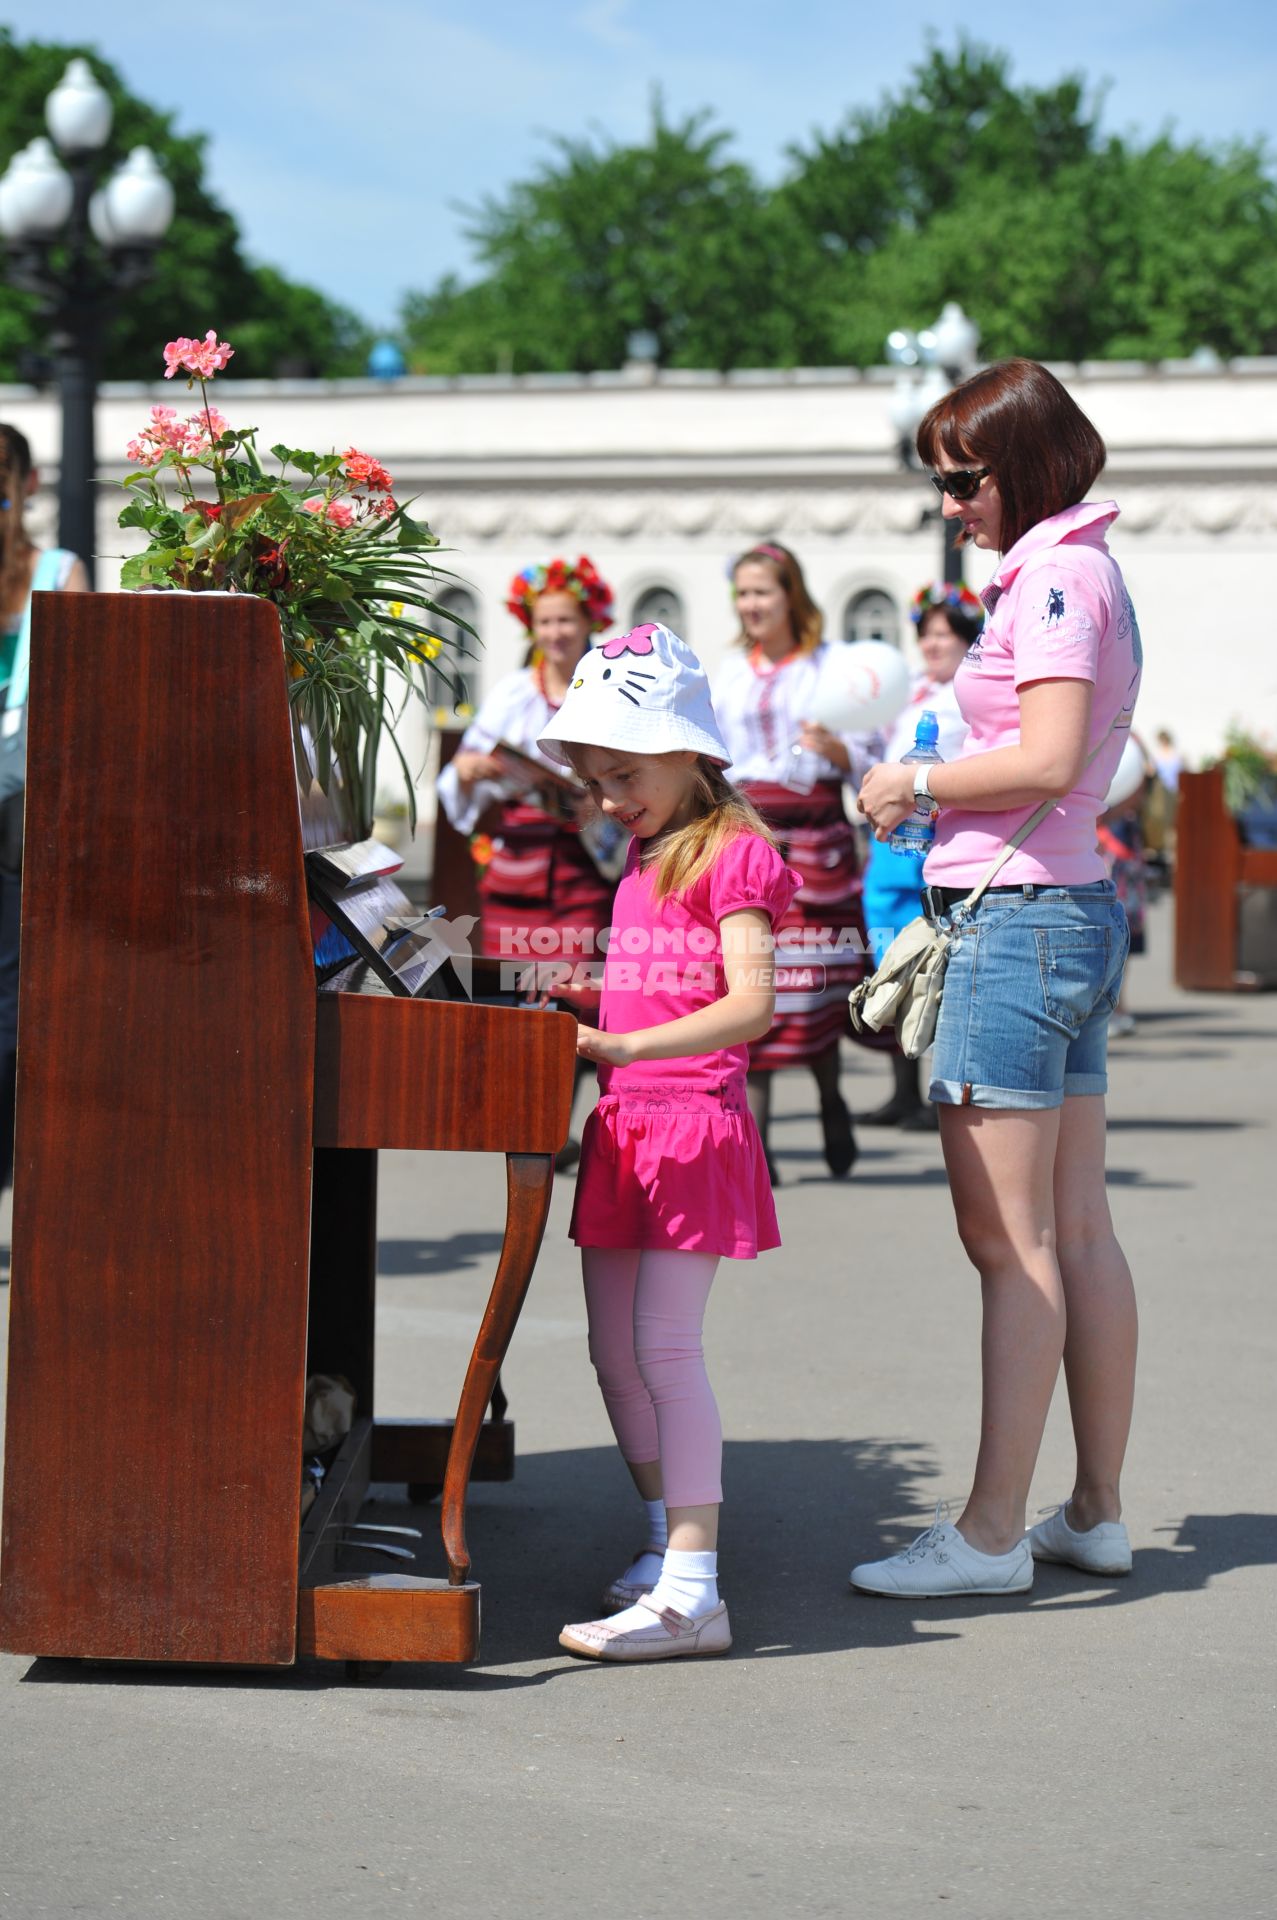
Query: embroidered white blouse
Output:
[[712, 643, 884, 791]]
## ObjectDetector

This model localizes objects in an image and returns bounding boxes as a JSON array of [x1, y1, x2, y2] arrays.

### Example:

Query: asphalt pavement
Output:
[[1, 895, 1272, 1919]]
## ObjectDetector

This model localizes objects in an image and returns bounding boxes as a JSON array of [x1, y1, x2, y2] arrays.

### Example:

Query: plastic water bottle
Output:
[[888, 711, 943, 857]]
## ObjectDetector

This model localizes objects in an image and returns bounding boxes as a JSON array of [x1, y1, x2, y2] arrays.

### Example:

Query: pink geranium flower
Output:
[[198, 405, 229, 437], [342, 448, 393, 493], [127, 405, 194, 463], [126, 403, 232, 464], [303, 496, 355, 529], [163, 331, 235, 380]]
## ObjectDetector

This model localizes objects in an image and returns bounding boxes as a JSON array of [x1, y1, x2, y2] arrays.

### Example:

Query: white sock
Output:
[[598, 1549, 720, 1634], [648, 1548, 719, 1620], [614, 1498, 667, 1591], [643, 1498, 669, 1552]]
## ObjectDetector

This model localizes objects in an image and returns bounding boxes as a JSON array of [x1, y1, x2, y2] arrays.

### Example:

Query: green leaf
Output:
[[271, 445, 319, 476]]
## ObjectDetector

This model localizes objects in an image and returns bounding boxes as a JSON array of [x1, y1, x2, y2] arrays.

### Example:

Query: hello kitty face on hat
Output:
[[570, 625, 660, 706], [540, 622, 731, 767]]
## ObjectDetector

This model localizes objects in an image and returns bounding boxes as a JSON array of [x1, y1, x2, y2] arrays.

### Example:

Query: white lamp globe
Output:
[[932, 302, 981, 377], [885, 328, 918, 369], [102, 148, 175, 243], [888, 373, 925, 440], [46, 57, 114, 155], [0, 138, 74, 238], [0, 151, 30, 240], [914, 365, 948, 416], [89, 187, 116, 248]]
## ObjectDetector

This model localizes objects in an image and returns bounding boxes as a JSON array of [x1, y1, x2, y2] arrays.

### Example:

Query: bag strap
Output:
[[954, 710, 1127, 914]]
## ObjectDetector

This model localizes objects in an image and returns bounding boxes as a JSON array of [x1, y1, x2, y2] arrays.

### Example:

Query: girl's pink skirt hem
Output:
[[569, 1079, 780, 1260]]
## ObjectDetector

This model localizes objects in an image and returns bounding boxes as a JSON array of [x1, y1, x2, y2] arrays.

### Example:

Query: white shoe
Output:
[[1028, 1504, 1132, 1576], [560, 1598, 732, 1662], [851, 1515, 1032, 1597], [1110, 1011, 1137, 1037], [599, 1545, 664, 1615]]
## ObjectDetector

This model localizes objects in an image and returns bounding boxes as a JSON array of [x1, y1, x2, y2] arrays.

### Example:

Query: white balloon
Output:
[[808, 641, 911, 733], [1103, 736, 1146, 810]]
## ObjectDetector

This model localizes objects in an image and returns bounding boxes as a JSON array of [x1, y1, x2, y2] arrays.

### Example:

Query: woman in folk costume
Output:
[[436, 555, 617, 1166], [712, 543, 882, 1182]]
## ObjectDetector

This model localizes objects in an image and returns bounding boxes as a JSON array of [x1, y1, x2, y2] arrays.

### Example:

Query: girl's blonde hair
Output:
[[567, 747, 776, 903], [732, 542, 822, 654], [649, 758, 776, 901]]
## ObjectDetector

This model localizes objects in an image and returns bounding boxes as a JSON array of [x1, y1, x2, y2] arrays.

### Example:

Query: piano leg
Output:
[[440, 1151, 555, 1587], [297, 1148, 553, 1662]]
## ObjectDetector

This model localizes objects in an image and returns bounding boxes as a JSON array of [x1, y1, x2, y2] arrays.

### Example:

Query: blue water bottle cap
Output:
[[915, 710, 940, 749]]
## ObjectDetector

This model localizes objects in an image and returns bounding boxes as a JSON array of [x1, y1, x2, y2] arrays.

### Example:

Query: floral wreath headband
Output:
[[505, 554, 614, 634], [910, 581, 984, 626]]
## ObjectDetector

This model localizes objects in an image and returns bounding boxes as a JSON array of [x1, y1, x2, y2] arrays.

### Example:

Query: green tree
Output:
[[814, 130, 1277, 367], [0, 30, 371, 381], [400, 100, 827, 375], [780, 38, 1100, 257], [786, 36, 1277, 365], [400, 36, 1277, 373]]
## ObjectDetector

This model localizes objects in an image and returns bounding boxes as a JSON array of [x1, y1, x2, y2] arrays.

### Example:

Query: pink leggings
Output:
[[581, 1248, 722, 1508]]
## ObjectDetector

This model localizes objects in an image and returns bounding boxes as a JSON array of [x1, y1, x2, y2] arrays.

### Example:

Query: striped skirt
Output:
[[741, 781, 869, 1071]]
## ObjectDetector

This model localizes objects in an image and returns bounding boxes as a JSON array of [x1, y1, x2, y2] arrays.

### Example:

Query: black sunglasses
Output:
[[930, 467, 991, 502]]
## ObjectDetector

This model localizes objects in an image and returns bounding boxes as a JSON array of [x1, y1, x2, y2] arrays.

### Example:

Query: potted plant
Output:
[[118, 329, 473, 840], [1213, 726, 1277, 849]]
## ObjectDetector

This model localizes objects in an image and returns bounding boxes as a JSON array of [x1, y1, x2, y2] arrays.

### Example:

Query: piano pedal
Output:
[[342, 1522, 423, 1540], [334, 1536, 416, 1564]]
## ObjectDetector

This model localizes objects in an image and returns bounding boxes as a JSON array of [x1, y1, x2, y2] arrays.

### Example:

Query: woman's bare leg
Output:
[[1053, 1094, 1137, 1529], [939, 1105, 1066, 1556]]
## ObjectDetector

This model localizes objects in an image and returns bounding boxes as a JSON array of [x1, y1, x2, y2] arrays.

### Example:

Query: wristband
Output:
[[912, 763, 935, 804]]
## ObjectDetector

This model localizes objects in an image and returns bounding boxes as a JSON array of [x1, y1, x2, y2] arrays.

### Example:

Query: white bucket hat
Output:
[[538, 623, 731, 768]]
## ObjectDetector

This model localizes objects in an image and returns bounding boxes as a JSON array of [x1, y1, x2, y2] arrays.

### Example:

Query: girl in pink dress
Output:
[[538, 623, 799, 1663]]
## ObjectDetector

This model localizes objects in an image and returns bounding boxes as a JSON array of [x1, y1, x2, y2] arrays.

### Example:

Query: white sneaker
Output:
[[851, 1516, 1032, 1597], [1028, 1504, 1132, 1576]]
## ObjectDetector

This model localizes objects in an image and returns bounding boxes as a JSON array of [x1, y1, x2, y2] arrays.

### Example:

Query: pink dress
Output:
[[570, 832, 800, 1260]]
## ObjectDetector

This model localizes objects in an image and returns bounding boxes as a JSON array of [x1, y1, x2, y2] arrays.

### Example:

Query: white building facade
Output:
[[3, 356, 1275, 856]]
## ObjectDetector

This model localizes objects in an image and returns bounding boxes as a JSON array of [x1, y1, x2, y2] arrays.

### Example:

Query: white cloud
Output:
[[575, 0, 643, 51]]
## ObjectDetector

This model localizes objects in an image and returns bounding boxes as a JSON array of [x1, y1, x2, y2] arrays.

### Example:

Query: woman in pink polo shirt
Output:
[[852, 359, 1142, 1600]]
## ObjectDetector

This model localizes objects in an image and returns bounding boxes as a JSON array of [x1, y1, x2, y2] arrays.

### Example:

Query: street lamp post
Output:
[[885, 302, 981, 586], [0, 60, 175, 585]]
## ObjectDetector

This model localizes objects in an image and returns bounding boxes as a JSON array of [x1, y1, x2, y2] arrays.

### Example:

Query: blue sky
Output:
[[4, 1, 1274, 330]]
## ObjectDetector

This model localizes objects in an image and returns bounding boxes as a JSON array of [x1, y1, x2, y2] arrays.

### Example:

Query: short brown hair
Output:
[[916, 359, 1107, 554], [732, 542, 822, 653]]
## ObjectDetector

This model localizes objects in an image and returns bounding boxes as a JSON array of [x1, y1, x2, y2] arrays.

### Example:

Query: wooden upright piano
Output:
[[0, 594, 576, 1669]]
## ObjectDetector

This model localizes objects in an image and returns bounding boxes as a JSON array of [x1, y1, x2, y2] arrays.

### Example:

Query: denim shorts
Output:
[[929, 880, 1130, 1110]]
